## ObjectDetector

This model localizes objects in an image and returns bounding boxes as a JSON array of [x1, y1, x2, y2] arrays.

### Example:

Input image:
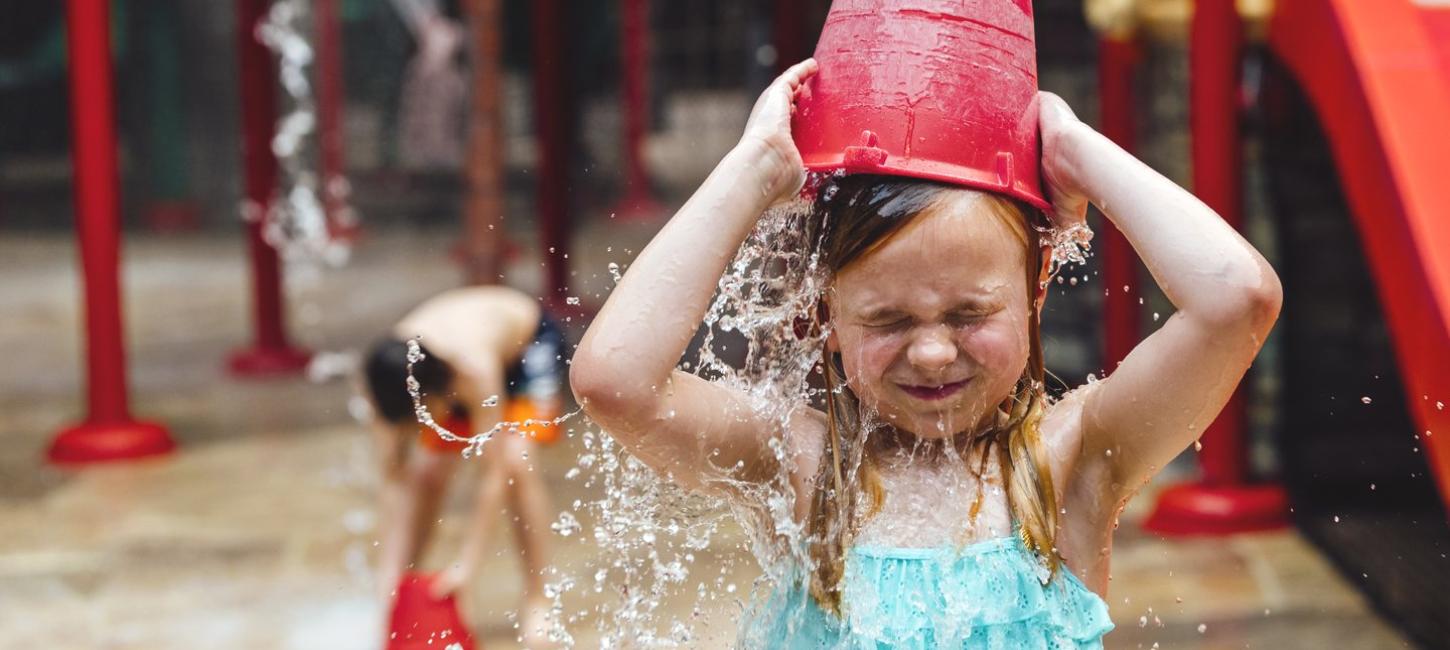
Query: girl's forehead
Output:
[[833, 199, 1026, 304]]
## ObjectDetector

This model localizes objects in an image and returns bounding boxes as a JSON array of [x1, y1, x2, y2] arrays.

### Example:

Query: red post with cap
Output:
[[316, 0, 354, 240], [228, 0, 312, 376], [532, 0, 572, 306], [48, 0, 175, 464], [1097, 35, 1141, 370], [612, 0, 663, 220], [1142, 0, 1287, 535]]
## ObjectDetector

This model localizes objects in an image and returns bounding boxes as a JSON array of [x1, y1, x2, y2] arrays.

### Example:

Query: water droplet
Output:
[[566, 296, 581, 306], [1198, 623, 1208, 634], [1361, 396, 1373, 404], [551, 512, 581, 537]]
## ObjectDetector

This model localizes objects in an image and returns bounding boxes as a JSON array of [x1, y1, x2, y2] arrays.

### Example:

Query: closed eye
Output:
[[864, 317, 912, 330], [946, 310, 994, 326]]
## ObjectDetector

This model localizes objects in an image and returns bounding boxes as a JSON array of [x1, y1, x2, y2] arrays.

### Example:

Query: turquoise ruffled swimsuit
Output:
[[740, 529, 1114, 649]]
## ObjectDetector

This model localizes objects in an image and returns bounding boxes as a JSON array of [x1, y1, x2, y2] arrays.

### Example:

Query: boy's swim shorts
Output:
[[419, 314, 566, 451]]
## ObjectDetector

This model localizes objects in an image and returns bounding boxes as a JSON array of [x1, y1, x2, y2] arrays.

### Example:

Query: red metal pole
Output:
[[1143, 0, 1286, 535], [613, 0, 663, 220], [316, 0, 352, 239], [1097, 36, 1141, 370], [1190, 0, 1247, 485], [229, 0, 311, 376], [774, 0, 806, 74], [48, 0, 174, 464], [532, 0, 571, 305], [460, 0, 506, 285]]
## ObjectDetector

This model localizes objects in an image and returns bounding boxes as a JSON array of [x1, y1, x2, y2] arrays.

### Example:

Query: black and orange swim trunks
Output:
[[418, 316, 567, 452]]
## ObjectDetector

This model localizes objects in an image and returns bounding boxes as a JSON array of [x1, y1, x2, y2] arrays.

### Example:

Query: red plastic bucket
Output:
[[386, 572, 478, 650], [792, 0, 1049, 210]]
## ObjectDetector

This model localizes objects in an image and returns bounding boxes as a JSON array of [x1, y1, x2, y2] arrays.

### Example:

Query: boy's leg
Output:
[[502, 433, 555, 644], [378, 447, 457, 603]]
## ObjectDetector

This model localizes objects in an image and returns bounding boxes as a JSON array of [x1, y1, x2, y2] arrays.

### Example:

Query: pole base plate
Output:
[[48, 419, 175, 465], [1142, 482, 1290, 536], [227, 346, 312, 377]]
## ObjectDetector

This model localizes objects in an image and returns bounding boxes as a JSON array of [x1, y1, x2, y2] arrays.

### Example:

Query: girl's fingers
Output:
[[780, 58, 819, 89], [1038, 91, 1078, 125]]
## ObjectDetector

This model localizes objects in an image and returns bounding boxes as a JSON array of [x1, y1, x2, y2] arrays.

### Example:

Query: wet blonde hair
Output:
[[803, 176, 1059, 615]]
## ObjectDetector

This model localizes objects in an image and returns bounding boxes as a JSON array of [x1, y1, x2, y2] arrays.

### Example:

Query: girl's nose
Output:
[[907, 326, 957, 372]]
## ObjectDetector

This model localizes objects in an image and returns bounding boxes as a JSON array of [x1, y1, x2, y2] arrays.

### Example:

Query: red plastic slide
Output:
[[1269, 0, 1450, 506]]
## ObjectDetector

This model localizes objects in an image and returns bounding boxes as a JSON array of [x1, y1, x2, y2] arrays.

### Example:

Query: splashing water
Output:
[[519, 193, 834, 647], [1043, 221, 1094, 273], [404, 338, 582, 459], [255, 0, 353, 267], [480, 174, 1099, 647]]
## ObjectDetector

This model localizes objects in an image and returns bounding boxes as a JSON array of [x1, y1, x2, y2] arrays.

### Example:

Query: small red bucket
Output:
[[386, 572, 478, 650], [792, 0, 1049, 210]]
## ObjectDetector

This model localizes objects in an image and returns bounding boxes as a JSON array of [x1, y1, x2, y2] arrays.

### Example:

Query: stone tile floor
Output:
[[0, 230, 1416, 649]]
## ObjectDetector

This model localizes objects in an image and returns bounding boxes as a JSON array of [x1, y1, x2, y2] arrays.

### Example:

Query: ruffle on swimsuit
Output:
[[740, 530, 1115, 649]]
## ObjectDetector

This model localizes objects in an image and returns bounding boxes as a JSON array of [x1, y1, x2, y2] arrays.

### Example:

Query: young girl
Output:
[[571, 59, 1281, 647]]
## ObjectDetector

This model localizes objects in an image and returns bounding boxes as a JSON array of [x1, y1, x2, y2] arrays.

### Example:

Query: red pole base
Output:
[[226, 345, 313, 377], [610, 190, 666, 222], [143, 200, 201, 232], [1142, 481, 1289, 536], [48, 419, 175, 465]]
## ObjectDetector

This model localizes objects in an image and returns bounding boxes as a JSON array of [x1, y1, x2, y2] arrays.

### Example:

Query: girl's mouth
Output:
[[898, 379, 969, 401]]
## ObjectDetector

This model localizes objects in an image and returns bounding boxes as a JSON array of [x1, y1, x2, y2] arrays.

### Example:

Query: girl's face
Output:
[[827, 193, 1034, 440]]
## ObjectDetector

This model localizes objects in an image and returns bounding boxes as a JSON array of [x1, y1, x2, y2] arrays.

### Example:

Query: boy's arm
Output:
[[374, 424, 456, 602], [1038, 93, 1283, 502], [430, 443, 510, 598], [570, 60, 825, 494], [428, 352, 507, 596]]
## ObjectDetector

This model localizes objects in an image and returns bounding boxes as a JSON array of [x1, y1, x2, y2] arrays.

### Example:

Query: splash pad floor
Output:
[[0, 230, 1414, 649]]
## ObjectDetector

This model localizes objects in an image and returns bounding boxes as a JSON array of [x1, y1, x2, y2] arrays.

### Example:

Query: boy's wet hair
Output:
[[364, 337, 454, 423]]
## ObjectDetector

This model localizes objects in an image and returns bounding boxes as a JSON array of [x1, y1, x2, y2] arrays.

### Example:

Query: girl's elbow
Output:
[[1245, 264, 1283, 333], [1217, 272, 1282, 335], [569, 357, 656, 425], [568, 358, 613, 414], [1194, 259, 1282, 332]]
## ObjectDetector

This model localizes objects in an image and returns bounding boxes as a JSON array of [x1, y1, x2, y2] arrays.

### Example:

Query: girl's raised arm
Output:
[[1038, 93, 1283, 502], [570, 60, 823, 493]]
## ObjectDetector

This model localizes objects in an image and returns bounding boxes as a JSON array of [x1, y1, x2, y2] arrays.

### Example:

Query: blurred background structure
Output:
[[1, 0, 1447, 647]]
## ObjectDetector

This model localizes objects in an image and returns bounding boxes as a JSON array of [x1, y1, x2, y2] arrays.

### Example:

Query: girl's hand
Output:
[[739, 58, 819, 205], [1038, 92, 1092, 229]]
